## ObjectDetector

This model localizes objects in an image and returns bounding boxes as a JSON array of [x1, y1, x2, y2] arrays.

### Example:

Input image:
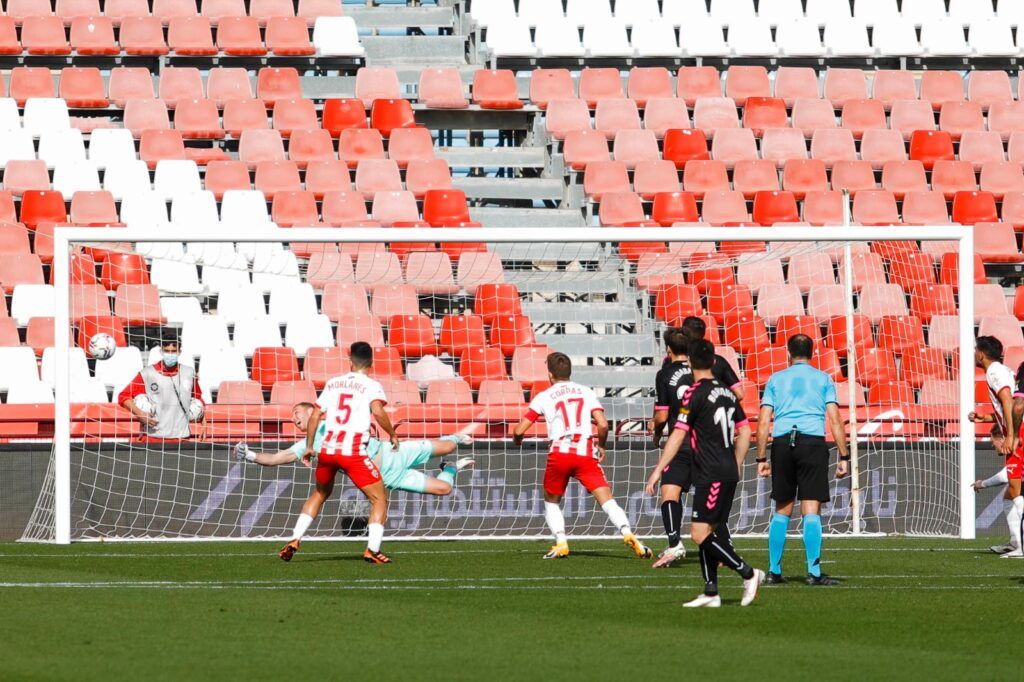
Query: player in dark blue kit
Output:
[[648, 340, 764, 608]]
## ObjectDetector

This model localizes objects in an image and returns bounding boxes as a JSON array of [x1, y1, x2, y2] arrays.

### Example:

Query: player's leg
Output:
[[590, 480, 652, 559], [382, 440, 474, 496], [767, 439, 797, 582], [388, 467, 453, 496], [653, 451, 692, 567], [359, 479, 391, 564], [541, 455, 571, 558], [796, 440, 837, 584], [686, 484, 762, 608], [1001, 472, 1023, 558], [280, 464, 336, 561]]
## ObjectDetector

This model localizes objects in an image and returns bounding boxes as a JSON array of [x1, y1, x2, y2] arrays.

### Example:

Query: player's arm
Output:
[[303, 405, 323, 464], [512, 414, 536, 446], [717, 357, 745, 401], [233, 442, 301, 467], [118, 374, 158, 427], [647, 425, 686, 495], [652, 410, 668, 449], [755, 405, 773, 477], [733, 422, 752, 474], [826, 403, 849, 479], [370, 399, 399, 449], [997, 387, 1016, 455], [593, 408, 609, 459]]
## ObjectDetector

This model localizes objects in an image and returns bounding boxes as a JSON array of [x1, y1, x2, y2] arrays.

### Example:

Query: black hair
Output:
[[688, 339, 715, 371], [161, 329, 180, 348], [681, 316, 707, 342], [787, 334, 813, 360], [350, 341, 374, 368], [977, 336, 1004, 362], [666, 329, 689, 356], [547, 352, 572, 380]]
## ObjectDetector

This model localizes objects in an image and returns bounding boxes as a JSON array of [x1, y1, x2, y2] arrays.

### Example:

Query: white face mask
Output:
[[163, 353, 179, 368]]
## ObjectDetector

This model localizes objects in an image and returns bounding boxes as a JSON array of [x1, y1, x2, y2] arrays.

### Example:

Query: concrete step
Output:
[[522, 302, 638, 324], [454, 176, 564, 202], [469, 207, 585, 228], [439, 146, 546, 169], [347, 6, 454, 29], [363, 36, 466, 65], [505, 270, 623, 294], [536, 334, 658, 359], [494, 243, 605, 261]]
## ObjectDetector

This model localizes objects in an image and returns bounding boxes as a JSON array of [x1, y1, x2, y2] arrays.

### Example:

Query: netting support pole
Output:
[[958, 231, 977, 540], [843, 242, 862, 536], [53, 230, 71, 544]]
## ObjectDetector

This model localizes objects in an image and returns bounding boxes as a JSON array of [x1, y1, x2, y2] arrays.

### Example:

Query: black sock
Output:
[[661, 500, 682, 547], [700, 535, 754, 581], [699, 545, 719, 595], [716, 522, 732, 548]]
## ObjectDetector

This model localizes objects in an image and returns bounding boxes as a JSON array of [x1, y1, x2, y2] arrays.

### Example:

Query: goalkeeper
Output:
[[233, 402, 475, 497]]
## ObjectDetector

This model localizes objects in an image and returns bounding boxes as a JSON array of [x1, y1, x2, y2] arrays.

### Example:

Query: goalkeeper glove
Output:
[[233, 442, 254, 462]]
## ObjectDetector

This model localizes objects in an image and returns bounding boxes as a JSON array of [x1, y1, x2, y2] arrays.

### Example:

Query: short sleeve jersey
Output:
[[674, 378, 749, 484], [288, 422, 327, 460], [525, 381, 605, 456], [655, 355, 741, 430], [315, 372, 388, 456], [987, 361, 1016, 433]]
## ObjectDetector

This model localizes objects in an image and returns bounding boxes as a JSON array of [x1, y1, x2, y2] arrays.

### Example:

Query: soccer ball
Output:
[[188, 398, 205, 422], [133, 394, 156, 417], [88, 333, 117, 360]]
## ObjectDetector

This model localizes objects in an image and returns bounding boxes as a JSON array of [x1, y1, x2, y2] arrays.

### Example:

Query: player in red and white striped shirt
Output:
[[513, 352, 652, 560], [279, 342, 398, 565]]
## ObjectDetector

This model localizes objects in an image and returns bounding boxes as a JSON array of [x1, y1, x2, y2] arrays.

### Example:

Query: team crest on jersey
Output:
[[149, 383, 159, 392]]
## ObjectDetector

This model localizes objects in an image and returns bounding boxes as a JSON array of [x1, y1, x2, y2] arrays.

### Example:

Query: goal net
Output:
[[23, 226, 976, 543]]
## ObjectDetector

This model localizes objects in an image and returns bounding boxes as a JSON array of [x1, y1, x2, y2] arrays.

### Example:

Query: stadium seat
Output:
[[831, 160, 877, 196], [220, 98, 267, 137], [988, 101, 1024, 141], [354, 159, 402, 200], [529, 69, 574, 110], [0, 17, 18, 55], [974, 222, 1024, 262], [595, 99, 641, 139], [951, 191, 998, 225], [710, 128, 758, 168], [489, 315, 536, 357], [271, 98, 317, 137], [663, 129, 710, 168], [979, 162, 1024, 203], [742, 97, 787, 137], [425, 378, 472, 405], [388, 314, 437, 358], [257, 67, 301, 106], [456, 252, 504, 295], [752, 190, 799, 225], [910, 283, 956, 323], [545, 99, 592, 141], [10, 68, 57, 104], [59, 67, 107, 107], [422, 189, 470, 227], [438, 314, 486, 357], [459, 346, 507, 389], [22, 16, 70, 55], [781, 159, 828, 199], [370, 99, 416, 138], [867, 380, 915, 406], [841, 99, 886, 139], [701, 190, 751, 224], [877, 315, 926, 353], [939, 102, 985, 141], [773, 315, 823, 349], [265, 16, 315, 56], [238, 129, 285, 168], [419, 68, 468, 109], [371, 191, 418, 226], [903, 190, 951, 226], [755, 283, 803, 325], [70, 191, 118, 226], [4, 161, 51, 196], [389, 127, 435, 169], [249, 347, 299, 390], [881, 161, 928, 200], [0, 255, 44, 294], [124, 98, 171, 137], [472, 68, 522, 110], [693, 96, 740, 132], [960, 132, 1006, 171], [891, 99, 939, 140], [339, 129, 386, 168], [19, 190, 67, 228], [682, 160, 728, 198]]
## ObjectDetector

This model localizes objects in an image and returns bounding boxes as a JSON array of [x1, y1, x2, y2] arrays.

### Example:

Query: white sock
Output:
[[1011, 497, 1024, 551], [367, 523, 384, 553], [544, 502, 567, 544], [601, 499, 632, 537], [1003, 499, 1019, 552], [291, 513, 313, 541]]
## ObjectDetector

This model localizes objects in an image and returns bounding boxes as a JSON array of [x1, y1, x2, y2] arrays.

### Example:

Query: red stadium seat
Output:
[[773, 315, 822, 348], [752, 190, 799, 226], [418, 68, 468, 109], [221, 98, 268, 137], [909, 130, 955, 170], [889, 251, 937, 291], [389, 127, 435, 169], [578, 67, 623, 107], [881, 161, 928, 199], [120, 16, 170, 55], [776, 66, 819, 106], [288, 129, 334, 169], [322, 98, 368, 136], [920, 71, 964, 111], [823, 68, 866, 105], [439, 314, 486, 357], [268, 380, 317, 406], [852, 190, 900, 226], [477, 380, 526, 406], [76, 315, 126, 351], [910, 284, 956, 323], [0, 255, 44, 294], [423, 189, 470, 227], [271, 190, 318, 227], [168, 16, 216, 55], [634, 161, 681, 200], [746, 347, 789, 387], [489, 315, 535, 357], [426, 378, 473, 406], [722, 312, 769, 354], [266, 17, 314, 55], [272, 98, 317, 137], [856, 348, 899, 386], [938, 252, 986, 291], [825, 314, 874, 357], [257, 67, 301, 106], [474, 283, 521, 323], [22, 16, 70, 55], [338, 128, 386, 168], [682, 160, 729, 197], [472, 69, 522, 110], [529, 69, 575, 109], [663, 128, 710, 168], [175, 97, 223, 139], [251, 347, 300, 389], [113, 284, 163, 325], [706, 283, 753, 321], [951, 191, 998, 225], [877, 315, 926, 353], [831, 160, 876, 196], [303, 347, 351, 389], [974, 222, 1024, 262], [70, 191, 118, 226], [868, 381, 915, 406], [677, 66, 721, 106], [19, 191, 67, 228], [255, 160, 301, 198], [742, 97, 787, 137], [370, 99, 416, 138], [459, 346, 507, 389], [388, 314, 437, 358], [651, 192, 699, 226], [628, 67, 672, 108], [9, 67, 55, 103], [781, 159, 828, 199], [70, 16, 118, 55], [725, 65, 770, 105], [840, 99, 886, 139], [58, 67, 107, 107]]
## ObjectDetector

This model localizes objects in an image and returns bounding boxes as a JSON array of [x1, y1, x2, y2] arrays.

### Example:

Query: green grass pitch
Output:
[[0, 538, 1018, 680]]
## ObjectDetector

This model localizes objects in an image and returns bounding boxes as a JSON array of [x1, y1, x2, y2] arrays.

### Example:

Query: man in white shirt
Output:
[[279, 342, 399, 565], [513, 352, 652, 560]]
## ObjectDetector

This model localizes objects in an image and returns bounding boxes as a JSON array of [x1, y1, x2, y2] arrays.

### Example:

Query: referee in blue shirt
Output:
[[755, 334, 849, 586]]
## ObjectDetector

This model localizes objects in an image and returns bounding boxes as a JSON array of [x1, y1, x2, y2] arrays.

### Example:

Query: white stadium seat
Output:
[[22, 99, 70, 136], [759, 0, 804, 26], [6, 381, 54, 404], [197, 348, 248, 397], [901, 0, 949, 26], [854, 0, 899, 26], [94, 346, 144, 395], [806, 0, 852, 24], [535, 17, 586, 57], [52, 162, 101, 196], [968, 18, 1018, 57], [202, 256, 254, 294], [70, 378, 110, 403], [485, 18, 537, 57], [566, 0, 611, 26], [160, 297, 204, 325], [269, 282, 318, 323], [517, 0, 561, 26], [154, 160, 202, 201], [614, 0, 660, 25], [997, 0, 1024, 26], [252, 249, 301, 293], [0, 347, 41, 392], [11, 284, 55, 326], [150, 257, 204, 294], [38, 129, 87, 168], [469, 0, 516, 28], [89, 128, 136, 170], [950, 0, 993, 24], [0, 98, 20, 129], [311, 17, 366, 57], [0, 129, 35, 167], [104, 160, 153, 202], [663, 0, 709, 25], [680, 16, 730, 56], [181, 315, 232, 359], [120, 191, 168, 227], [171, 191, 220, 229], [632, 20, 681, 57], [221, 190, 271, 227], [232, 315, 284, 355], [583, 18, 633, 57], [727, 18, 779, 57], [284, 314, 334, 357], [711, 0, 756, 26], [776, 18, 826, 57], [872, 17, 923, 56], [216, 283, 268, 324], [41, 347, 91, 389], [920, 17, 971, 56], [135, 240, 185, 261], [186, 241, 239, 267], [825, 19, 874, 57]]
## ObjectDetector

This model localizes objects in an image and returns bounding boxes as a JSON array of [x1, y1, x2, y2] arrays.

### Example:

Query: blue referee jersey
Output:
[[761, 362, 838, 438]]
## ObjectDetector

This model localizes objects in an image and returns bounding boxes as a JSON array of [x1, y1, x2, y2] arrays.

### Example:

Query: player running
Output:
[[278, 342, 398, 564], [970, 337, 1024, 558], [650, 319, 744, 569], [512, 352, 652, 560], [648, 339, 764, 607], [234, 402, 475, 496]]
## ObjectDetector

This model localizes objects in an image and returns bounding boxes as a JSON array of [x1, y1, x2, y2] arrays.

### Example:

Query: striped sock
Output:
[[803, 514, 823, 577], [438, 465, 456, 487], [768, 513, 790, 575]]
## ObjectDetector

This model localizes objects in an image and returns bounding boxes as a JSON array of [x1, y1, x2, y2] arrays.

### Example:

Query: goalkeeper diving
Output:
[[233, 402, 476, 498]]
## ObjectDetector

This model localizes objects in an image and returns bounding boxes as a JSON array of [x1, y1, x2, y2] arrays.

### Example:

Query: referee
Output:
[[755, 334, 849, 586]]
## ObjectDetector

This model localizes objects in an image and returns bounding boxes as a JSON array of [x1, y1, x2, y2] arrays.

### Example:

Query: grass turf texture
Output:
[[0, 538, 1018, 681]]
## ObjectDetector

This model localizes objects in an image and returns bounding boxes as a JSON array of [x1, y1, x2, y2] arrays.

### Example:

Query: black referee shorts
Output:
[[660, 449, 692, 490], [770, 434, 831, 503]]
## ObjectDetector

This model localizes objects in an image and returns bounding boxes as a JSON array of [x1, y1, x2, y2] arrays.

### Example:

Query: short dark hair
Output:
[[293, 402, 315, 411], [787, 334, 813, 360], [547, 352, 572, 380], [977, 336, 1004, 362], [681, 316, 707, 342], [665, 328, 689, 356], [350, 341, 374, 368], [161, 329, 180, 348], [688, 339, 715, 371]]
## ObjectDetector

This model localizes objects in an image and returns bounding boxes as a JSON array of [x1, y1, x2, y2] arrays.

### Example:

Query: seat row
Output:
[[470, 0, 1017, 29], [0, 15, 363, 57], [0, 0, 344, 24]]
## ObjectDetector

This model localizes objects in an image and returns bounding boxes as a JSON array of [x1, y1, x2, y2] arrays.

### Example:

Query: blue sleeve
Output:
[[761, 376, 776, 409], [823, 377, 838, 405], [287, 439, 306, 457]]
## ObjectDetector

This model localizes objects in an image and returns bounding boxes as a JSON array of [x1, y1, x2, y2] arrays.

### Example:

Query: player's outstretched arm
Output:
[[371, 400, 399, 449], [303, 406, 323, 464], [233, 443, 300, 467], [755, 406, 774, 477], [647, 428, 685, 495], [826, 404, 849, 479]]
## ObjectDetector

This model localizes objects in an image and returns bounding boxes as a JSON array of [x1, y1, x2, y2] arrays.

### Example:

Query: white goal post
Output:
[[36, 225, 975, 544]]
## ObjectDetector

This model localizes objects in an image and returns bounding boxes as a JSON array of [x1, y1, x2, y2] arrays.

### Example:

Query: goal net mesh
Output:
[[23, 233, 966, 542]]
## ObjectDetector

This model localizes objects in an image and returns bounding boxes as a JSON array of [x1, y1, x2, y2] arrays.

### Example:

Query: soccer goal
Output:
[[23, 226, 976, 544]]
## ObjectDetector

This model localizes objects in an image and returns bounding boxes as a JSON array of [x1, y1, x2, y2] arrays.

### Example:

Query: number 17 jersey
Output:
[[525, 381, 605, 456], [316, 372, 388, 456]]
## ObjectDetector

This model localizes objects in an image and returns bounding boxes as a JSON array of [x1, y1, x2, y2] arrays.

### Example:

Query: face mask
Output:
[[163, 353, 179, 368]]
